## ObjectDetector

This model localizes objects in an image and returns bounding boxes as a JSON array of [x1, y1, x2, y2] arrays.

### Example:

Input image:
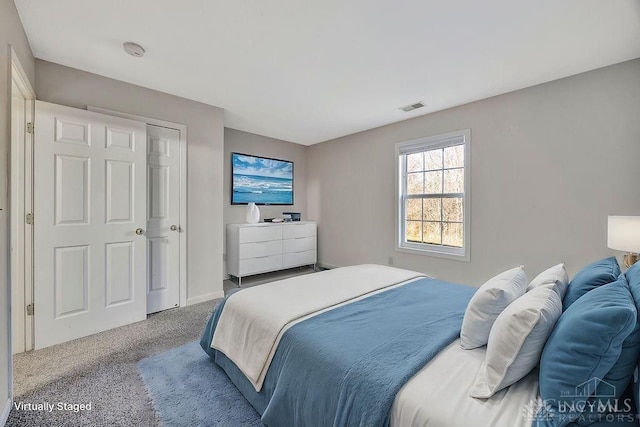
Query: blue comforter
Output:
[[201, 278, 475, 427]]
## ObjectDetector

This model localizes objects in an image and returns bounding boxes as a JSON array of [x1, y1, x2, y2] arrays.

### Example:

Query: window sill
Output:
[[395, 245, 470, 262]]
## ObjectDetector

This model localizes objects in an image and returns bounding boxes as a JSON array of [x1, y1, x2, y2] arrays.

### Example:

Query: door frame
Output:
[[10, 46, 35, 355], [87, 107, 188, 308]]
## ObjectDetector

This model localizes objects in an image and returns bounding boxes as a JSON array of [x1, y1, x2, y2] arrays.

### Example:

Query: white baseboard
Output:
[[187, 291, 225, 306], [1, 398, 11, 427]]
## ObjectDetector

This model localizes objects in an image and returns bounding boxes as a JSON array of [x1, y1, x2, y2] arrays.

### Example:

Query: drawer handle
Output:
[[254, 255, 271, 259]]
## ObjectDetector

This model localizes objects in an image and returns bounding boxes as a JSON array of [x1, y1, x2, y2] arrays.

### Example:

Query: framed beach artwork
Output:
[[231, 153, 294, 205]]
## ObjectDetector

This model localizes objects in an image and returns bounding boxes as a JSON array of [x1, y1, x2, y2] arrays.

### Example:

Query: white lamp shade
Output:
[[608, 216, 640, 253]]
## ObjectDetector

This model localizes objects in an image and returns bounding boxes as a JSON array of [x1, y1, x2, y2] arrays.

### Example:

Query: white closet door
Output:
[[146, 125, 181, 314], [34, 101, 147, 349]]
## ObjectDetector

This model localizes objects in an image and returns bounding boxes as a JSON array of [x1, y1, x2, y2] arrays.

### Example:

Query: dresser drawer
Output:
[[282, 250, 316, 268], [282, 223, 316, 239], [239, 225, 282, 243], [227, 222, 316, 279], [239, 255, 283, 276], [282, 236, 316, 254], [240, 240, 282, 259]]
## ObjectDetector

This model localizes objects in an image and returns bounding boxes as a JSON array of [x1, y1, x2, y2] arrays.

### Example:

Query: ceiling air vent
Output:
[[400, 101, 425, 112]]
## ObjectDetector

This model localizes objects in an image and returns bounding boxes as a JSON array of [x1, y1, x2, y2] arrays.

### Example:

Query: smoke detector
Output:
[[400, 101, 425, 112], [123, 42, 145, 58]]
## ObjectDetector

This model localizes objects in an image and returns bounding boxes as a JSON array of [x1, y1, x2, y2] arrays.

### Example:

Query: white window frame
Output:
[[395, 129, 471, 261]]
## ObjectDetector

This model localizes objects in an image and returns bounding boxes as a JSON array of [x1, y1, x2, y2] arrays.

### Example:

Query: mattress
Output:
[[391, 339, 539, 427]]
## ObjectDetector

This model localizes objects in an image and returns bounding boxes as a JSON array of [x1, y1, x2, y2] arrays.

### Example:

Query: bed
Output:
[[201, 263, 640, 427]]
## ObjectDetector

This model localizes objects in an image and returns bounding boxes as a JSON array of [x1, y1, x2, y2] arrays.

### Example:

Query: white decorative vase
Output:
[[246, 202, 260, 224]]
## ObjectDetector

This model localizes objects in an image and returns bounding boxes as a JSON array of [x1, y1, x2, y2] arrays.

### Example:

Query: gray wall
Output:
[[223, 128, 307, 275], [1, 0, 35, 419], [224, 128, 308, 224], [307, 58, 640, 286], [35, 59, 226, 303]]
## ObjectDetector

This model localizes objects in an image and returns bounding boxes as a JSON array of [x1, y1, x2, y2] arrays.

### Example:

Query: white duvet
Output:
[[211, 264, 426, 391]]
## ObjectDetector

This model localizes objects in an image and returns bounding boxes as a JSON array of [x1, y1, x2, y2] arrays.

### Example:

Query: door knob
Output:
[[135, 228, 144, 235], [170, 225, 178, 231]]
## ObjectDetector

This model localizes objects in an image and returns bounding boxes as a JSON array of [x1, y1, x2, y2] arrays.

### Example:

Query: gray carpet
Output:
[[7, 300, 220, 427], [7, 267, 316, 427]]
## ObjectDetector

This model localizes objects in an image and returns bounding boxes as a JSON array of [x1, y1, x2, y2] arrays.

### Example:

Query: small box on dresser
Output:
[[227, 221, 317, 286]]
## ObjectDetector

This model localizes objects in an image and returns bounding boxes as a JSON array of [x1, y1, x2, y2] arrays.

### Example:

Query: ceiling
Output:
[[14, 0, 640, 145]]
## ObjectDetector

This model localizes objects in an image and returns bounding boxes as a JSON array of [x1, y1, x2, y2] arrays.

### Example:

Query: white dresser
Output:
[[226, 221, 317, 286]]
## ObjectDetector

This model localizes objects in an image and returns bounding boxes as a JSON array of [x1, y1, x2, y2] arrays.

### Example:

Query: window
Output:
[[396, 130, 470, 260]]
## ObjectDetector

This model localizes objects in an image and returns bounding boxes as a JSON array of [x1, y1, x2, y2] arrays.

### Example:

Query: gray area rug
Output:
[[7, 300, 220, 427], [138, 341, 262, 427]]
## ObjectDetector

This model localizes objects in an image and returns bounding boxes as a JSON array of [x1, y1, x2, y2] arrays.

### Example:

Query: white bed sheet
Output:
[[391, 339, 538, 427]]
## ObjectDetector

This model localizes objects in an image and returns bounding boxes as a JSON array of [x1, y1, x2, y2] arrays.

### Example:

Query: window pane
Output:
[[425, 149, 443, 170], [406, 221, 422, 243], [424, 198, 441, 221], [423, 221, 442, 245], [443, 222, 463, 247], [442, 197, 463, 222], [444, 145, 464, 168], [425, 171, 442, 194], [407, 172, 424, 194], [443, 168, 464, 193], [407, 152, 424, 172], [406, 199, 422, 220]]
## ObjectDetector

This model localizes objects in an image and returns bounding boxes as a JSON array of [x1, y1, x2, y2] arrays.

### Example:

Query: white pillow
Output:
[[460, 266, 528, 350], [526, 263, 568, 300], [469, 286, 562, 398]]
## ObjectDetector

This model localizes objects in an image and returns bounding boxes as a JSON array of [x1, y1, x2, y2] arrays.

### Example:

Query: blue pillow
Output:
[[624, 261, 640, 307], [539, 281, 637, 427], [563, 257, 621, 310], [624, 261, 640, 419], [595, 276, 640, 401]]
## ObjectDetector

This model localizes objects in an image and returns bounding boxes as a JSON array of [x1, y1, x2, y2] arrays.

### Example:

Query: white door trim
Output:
[[87, 107, 188, 308], [10, 45, 35, 356]]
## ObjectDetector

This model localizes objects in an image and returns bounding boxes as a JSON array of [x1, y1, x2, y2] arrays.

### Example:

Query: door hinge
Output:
[[26, 122, 34, 134], [26, 304, 34, 316], [25, 213, 33, 225]]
